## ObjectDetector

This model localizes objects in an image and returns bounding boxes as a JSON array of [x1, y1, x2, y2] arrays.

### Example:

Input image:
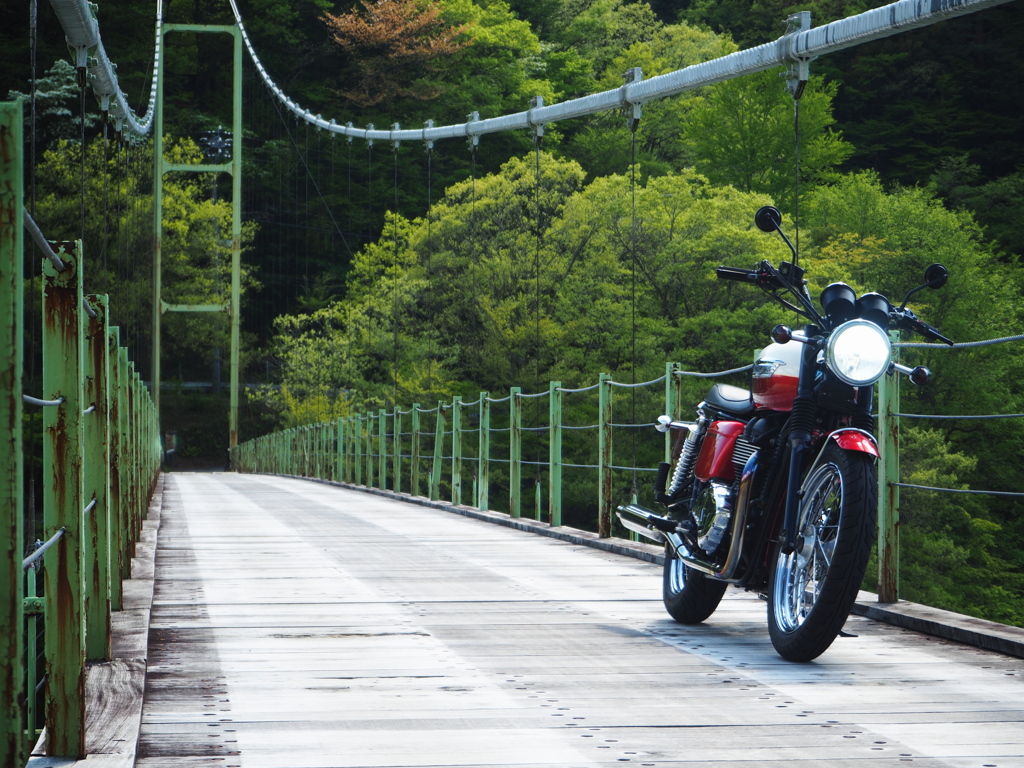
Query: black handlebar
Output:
[[718, 263, 788, 291], [718, 260, 954, 344], [898, 314, 955, 346], [716, 266, 756, 283]]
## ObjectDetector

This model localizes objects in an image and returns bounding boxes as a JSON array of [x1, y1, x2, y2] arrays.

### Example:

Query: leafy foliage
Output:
[[681, 70, 853, 209], [10, 0, 1024, 625], [30, 135, 258, 382], [322, 0, 472, 107], [6, 60, 98, 145]]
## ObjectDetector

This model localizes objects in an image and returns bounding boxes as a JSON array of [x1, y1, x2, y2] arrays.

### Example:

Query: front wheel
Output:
[[663, 546, 728, 624], [767, 443, 876, 662]]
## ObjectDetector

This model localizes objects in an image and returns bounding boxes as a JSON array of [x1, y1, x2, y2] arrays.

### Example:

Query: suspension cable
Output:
[[393, 135, 401, 407], [268, 95, 354, 259], [228, 0, 1013, 147], [629, 117, 639, 499]]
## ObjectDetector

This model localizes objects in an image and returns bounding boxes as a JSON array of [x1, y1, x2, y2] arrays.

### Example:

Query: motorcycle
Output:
[[617, 206, 953, 661]]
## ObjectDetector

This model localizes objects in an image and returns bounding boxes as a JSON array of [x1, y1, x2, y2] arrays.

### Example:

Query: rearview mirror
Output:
[[754, 206, 782, 233], [924, 263, 948, 289], [900, 263, 949, 309]]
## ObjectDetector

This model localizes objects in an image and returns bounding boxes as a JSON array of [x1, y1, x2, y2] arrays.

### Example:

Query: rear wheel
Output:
[[663, 546, 728, 624], [767, 443, 876, 661]]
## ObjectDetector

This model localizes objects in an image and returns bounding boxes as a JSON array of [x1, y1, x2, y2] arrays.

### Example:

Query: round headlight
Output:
[[825, 320, 891, 386]]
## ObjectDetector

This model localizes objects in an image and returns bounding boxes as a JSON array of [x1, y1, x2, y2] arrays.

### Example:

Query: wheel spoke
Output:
[[773, 461, 846, 634]]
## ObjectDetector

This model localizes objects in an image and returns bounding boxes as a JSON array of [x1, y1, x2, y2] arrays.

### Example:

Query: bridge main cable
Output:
[[48, 0, 163, 137], [229, 0, 1015, 145]]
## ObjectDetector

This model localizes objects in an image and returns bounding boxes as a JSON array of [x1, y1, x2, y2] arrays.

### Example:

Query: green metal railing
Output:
[[234, 364, 731, 537], [2, 100, 162, 765], [235, 353, 1020, 612]]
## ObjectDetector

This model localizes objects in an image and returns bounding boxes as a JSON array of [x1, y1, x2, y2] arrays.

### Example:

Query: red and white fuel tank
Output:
[[751, 341, 802, 411]]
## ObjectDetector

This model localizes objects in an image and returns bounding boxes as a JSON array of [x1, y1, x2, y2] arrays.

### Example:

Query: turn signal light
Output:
[[771, 325, 792, 344]]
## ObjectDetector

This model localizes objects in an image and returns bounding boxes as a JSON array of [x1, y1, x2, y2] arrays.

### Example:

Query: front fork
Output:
[[781, 328, 820, 553], [781, 328, 877, 552]]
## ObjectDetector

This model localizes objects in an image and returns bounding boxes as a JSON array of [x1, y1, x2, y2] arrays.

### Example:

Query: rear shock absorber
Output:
[[660, 406, 710, 501]]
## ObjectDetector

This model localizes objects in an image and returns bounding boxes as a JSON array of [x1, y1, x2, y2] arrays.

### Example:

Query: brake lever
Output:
[[891, 308, 954, 346]]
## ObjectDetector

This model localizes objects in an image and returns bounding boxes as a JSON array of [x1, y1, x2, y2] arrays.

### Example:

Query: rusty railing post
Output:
[[83, 295, 112, 661], [451, 396, 462, 505], [393, 408, 402, 494], [410, 405, 421, 496], [107, 328, 124, 611], [548, 382, 562, 527], [430, 404, 445, 501], [379, 408, 388, 490], [509, 388, 522, 517], [877, 332, 901, 602], [42, 240, 87, 757], [1, 97, 25, 768], [477, 393, 489, 512], [598, 373, 613, 538]]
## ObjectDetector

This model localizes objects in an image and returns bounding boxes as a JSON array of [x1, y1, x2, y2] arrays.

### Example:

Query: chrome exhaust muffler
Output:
[[616, 503, 673, 543]]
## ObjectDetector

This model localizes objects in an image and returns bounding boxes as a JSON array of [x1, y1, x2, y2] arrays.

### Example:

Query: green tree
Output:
[[565, 21, 737, 180], [887, 428, 1023, 626], [930, 156, 1024, 259], [550, 0, 661, 79], [261, 153, 793, 417], [31, 135, 258, 383], [7, 59, 99, 147], [681, 69, 852, 209]]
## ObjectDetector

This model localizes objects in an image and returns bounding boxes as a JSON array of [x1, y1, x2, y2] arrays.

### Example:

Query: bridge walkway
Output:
[[138, 472, 1024, 768]]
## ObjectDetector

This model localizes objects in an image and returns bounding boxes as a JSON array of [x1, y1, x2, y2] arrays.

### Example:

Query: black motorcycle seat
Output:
[[704, 383, 755, 419]]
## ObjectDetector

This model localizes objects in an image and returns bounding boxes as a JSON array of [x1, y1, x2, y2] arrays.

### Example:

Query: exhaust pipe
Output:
[[618, 486, 754, 582], [615, 504, 678, 544], [617, 503, 714, 572]]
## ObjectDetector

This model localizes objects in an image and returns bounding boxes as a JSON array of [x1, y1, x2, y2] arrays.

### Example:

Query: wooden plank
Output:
[[83, 661, 146, 755], [134, 473, 1024, 768], [28, 481, 163, 768]]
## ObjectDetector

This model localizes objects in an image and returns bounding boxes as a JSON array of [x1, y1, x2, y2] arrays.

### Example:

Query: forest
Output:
[[3, 0, 1022, 624]]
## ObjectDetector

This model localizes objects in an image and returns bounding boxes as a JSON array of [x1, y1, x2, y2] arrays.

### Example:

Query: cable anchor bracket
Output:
[[622, 67, 643, 132], [466, 111, 480, 152], [782, 11, 814, 100], [424, 119, 435, 152], [528, 96, 545, 145]]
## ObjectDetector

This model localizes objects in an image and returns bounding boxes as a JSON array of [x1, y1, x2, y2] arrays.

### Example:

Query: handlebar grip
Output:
[[716, 266, 756, 283], [923, 324, 955, 346], [903, 316, 955, 346]]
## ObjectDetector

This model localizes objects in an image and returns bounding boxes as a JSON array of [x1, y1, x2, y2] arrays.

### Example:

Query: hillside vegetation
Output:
[[6, 0, 1023, 623]]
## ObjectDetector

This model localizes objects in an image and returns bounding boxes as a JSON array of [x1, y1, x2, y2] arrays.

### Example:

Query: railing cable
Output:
[[892, 482, 1024, 498], [895, 412, 1024, 420], [22, 528, 66, 571], [897, 333, 1024, 349], [674, 364, 754, 378], [23, 210, 66, 271], [22, 395, 65, 407]]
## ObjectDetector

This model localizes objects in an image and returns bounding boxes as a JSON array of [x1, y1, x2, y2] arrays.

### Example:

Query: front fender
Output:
[[828, 427, 879, 458]]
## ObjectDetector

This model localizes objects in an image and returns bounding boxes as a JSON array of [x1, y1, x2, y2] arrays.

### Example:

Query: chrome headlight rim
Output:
[[825, 319, 892, 387]]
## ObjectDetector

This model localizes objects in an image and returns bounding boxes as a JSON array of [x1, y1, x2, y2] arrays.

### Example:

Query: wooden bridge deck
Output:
[[137, 472, 1024, 768]]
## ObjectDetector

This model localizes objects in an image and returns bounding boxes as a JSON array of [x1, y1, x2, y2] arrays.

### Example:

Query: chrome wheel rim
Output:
[[772, 462, 843, 633]]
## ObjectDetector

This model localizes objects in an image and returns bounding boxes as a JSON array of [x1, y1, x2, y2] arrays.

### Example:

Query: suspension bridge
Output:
[[3, 0, 1024, 765]]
